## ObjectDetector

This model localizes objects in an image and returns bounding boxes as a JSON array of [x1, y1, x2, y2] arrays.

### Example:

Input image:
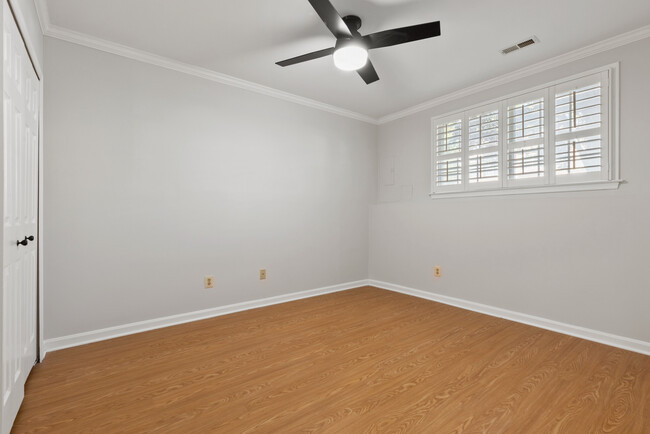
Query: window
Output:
[[431, 66, 619, 197], [468, 105, 499, 185], [434, 117, 462, 188], [506, 92, 545, 185], [553, 76, 607, 182]]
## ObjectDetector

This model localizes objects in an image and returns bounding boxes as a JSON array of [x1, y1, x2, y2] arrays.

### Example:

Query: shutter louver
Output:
[[507, 98, 544, 142], [435, 157, 462, 186], [555, 136, 601, 175], [436, 119, 462, 155], [507, 145, 544, 178]]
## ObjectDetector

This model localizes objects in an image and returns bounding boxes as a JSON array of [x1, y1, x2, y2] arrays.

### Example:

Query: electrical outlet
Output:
[[434, 266, 442, 278], [260, 269, 266, 280], [205, 276, 214, 289]]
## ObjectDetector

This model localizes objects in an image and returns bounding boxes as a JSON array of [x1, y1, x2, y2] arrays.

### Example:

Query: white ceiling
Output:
[[41, 0, 650, 119]]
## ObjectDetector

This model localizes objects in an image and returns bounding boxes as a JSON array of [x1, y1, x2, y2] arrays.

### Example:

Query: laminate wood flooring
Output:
[[12, 287, 650, 433]]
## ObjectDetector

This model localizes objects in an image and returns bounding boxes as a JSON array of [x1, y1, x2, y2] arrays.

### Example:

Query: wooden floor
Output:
[[13, 287, 650, 433]]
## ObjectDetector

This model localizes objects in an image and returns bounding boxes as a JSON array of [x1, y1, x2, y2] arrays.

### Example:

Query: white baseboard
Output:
[[44, 280, 368, 353], [369, 280, 650, 356], [45, 279, 650, 357]]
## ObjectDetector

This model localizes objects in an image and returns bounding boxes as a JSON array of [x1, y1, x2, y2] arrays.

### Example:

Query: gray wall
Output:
[[43, 37, 377, 339], [370, 38, 650, 343], [44, 32, 650, 345]]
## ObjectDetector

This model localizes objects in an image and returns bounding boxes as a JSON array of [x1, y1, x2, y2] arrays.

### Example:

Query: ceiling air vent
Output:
[[501, 36, 540, 55], [501, 45, 520, 55]]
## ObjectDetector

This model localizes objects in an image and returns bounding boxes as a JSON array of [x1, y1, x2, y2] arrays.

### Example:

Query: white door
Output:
[[1, 1, 39, 432]]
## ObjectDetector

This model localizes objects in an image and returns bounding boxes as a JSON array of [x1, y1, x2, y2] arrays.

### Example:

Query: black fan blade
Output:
[[276, 47, 335, 67], [357, 59, 379, 84], [307, 0, 353, 39], [363, 21, 441, 50]]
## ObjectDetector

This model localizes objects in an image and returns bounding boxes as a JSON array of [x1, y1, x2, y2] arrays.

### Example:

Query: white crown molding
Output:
[[369, 280, 650, 356], [378, 24, 650, 124], [36, 23, 378, 125], [34, 0, 50, 34], [43, 280, 369, 354]]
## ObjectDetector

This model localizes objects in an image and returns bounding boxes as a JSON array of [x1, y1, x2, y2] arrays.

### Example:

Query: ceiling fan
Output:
[[276, 0, 441, 84]]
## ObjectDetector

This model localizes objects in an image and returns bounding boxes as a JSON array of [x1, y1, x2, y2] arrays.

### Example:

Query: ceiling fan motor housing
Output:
[[342, 15, 362, 32]]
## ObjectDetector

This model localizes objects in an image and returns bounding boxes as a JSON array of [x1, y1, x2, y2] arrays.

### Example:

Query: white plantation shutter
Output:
[[466, 104, 500, 188], [553, 71, 608, 182], [430, 67, 616, 196], [506, 90, 546, 186], [433, 117, 463, 191]]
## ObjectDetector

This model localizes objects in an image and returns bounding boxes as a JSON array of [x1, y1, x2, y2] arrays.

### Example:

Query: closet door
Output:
[[1, 1, 39, 431]]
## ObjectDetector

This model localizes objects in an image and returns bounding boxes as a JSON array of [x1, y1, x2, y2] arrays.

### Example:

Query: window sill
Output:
[[429, 180, 624, 199]]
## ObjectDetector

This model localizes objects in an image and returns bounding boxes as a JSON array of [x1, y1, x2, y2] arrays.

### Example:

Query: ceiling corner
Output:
[[34, 0, 51, 34]]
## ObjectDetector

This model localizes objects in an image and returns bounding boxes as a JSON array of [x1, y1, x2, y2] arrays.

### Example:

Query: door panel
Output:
[[2, 0, 39, 431]]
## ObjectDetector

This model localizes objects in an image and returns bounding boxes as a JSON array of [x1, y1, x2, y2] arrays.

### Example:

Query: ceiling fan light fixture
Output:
[[275, 1, 442, 84], [333, 40, 368, 71]]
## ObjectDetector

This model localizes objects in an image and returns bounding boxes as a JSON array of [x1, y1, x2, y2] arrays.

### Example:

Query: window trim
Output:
[[430, 63, 621, 198]]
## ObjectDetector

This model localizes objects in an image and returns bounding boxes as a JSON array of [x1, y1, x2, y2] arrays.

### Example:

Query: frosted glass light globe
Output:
[[333, 44, 368, 71]]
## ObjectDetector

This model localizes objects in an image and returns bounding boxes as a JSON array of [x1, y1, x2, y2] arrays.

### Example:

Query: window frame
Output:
[[430, 64, 621, 198]]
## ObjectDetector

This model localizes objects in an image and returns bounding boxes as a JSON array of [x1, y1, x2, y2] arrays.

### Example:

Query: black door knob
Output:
[[27, 235, 34, 241], [17, 237, 28, 246]]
